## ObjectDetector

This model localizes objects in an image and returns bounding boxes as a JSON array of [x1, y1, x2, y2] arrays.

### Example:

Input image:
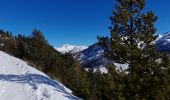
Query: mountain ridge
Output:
[[56, 34, 167, 70], [56, 44, 88, 54]]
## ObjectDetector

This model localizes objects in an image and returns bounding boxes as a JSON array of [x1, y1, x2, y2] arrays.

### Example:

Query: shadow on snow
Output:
[[0, 74, 80, 100]]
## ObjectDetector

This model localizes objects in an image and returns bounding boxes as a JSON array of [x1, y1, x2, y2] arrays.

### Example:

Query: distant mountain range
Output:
[[56, 44, 88, 54], [56, 33, 170, 70], [56, 43, 107, 67]]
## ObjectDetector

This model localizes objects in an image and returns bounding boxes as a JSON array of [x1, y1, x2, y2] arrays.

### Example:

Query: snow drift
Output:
[[0, 51, 80, 100]]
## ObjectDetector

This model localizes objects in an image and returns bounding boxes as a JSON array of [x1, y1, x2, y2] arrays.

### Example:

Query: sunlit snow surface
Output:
[[0, 51, 80, 100], [56, 44, 88, 54]]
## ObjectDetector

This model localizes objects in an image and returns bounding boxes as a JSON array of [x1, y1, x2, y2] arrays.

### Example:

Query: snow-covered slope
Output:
[[156, 32, 170, 52], [75, 43, 128, 72], [0, 51, 80, 100], [75, 43, 107, 68], [56, 44, 88, 54]]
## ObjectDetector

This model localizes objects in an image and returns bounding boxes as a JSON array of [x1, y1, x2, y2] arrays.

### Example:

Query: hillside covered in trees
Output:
[[0, 29, 115, 99], [1, 0, 170, 100]]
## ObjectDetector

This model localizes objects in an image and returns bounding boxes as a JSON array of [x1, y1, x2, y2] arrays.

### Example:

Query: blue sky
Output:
[[0, 0, 169, 47]]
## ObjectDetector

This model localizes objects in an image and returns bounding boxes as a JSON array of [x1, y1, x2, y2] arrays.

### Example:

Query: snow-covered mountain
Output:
[[56, 44, 88, 54], [55, 34, 165, 72], [74, 34, 164, 70], [74, 43, 128, 72], [0, 51, 80, 100], [75, 43, 107, 68], [156, 32, 170, 53], [74, 43, 109, 73]]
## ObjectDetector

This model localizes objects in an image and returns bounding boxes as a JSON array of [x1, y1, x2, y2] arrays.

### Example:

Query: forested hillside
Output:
[[1, 0, 170, 99], [0, 29, 115, 99]]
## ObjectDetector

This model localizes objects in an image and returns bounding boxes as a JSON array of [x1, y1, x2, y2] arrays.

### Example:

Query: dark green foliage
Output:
[[63, 59, 89, 98], [0, 0, 170, 99], [98, 0, 170, 99], [0, 30, 16, 54], [0, 29, 92, 99], [0, 28, 118, 100]]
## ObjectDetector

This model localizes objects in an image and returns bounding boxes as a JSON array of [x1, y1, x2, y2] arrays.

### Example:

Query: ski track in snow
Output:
[[0, 51, 80, 100]]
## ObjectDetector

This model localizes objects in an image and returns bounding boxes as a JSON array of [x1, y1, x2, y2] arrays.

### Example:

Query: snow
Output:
[[155, 58, 162, 64], [156, 32, 170, 52], [114, 63, 129, 70], [137, 41, 145, 50], [94, 67, 108, 73], [56, 44, 88, 54], [75, 43, 108, 68], [75, 34, 164, 70], [0, 51, 80, 100]]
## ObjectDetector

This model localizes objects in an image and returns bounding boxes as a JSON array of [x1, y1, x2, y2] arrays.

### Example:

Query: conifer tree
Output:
[[99, 0, 170, 99], [32, 29, 46, 42]]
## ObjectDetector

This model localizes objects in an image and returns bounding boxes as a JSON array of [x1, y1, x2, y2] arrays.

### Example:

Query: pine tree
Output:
[[99, 0, 170, 99], [32, 29, 46, 42]]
